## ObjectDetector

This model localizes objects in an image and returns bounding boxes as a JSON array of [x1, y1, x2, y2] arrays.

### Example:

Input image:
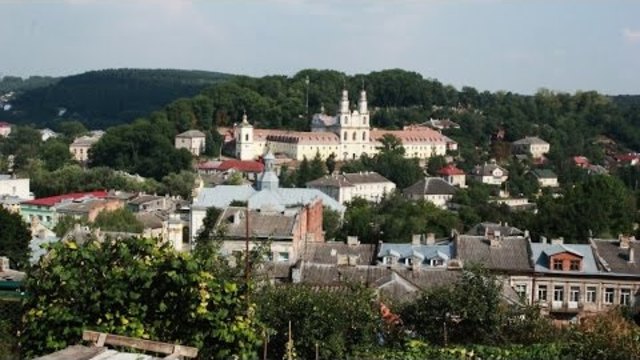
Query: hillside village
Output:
[[2, 69, 640, 358]]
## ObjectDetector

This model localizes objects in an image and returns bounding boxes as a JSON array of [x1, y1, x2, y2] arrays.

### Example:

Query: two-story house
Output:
[[307, 172, 396, 204], [437, 164, 466, 188], [403, 177, 457, 209], [512, 137, 550, 159], [69, 134, 102, 162], [470, 163, 509, 185], [530, 169, 559, 188], [175, 130, 206, 156]]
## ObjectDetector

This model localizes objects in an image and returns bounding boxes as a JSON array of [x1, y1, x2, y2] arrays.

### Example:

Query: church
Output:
[[234, 89, 457, 162]]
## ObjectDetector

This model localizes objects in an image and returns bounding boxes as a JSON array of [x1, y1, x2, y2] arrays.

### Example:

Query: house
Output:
[[306, 171, 396, 204], [175, 130, 206, 156], [512, 136, 550, 159], [378, 234, 452, 268], [0, 121, 11, 137], [55, 196, 123, 222], [403, 177, 457, 208], [573, 156, 590, 168], [0, 174, 32, 200], [615, 152, 640, 166], [470, 162, 508, 185], [437, 164, 466, 188], [69, 134, 102, 162], [29, 218, 59, 264], [214, 199, 324, 264], [20, 191, 109, 229], [529, 237, 640, 324], [427, 118, 460, 130], [190, 151, 344, 241], [530, 169, 559, 188], [127, 194, 172, 213], [490, 196, 537, 212], [39, 128, 58, 141], [197, 159, 264, 181]]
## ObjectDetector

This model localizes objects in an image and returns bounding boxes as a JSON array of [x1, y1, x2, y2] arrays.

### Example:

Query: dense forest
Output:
[[0, 75, 60, 93], [3, 69, 231, 129]]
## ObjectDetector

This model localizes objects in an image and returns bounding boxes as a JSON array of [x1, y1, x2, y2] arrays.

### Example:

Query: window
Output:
[[245, 134, 249, 141], [277, 252, 290, 262], [431, 258, 444, 267], [515, 284, 527, 299], [552, 259, 563, 270], [382, 256, 394, 265], [553, 286, 564, 302], [362, 132, 366, 141], [352, 132, 356, 141], [604, 288, 615, 304], [570, 286, 580, 302], [586, 286, 597, 303], [569, 260, 580, 271], [343, 132, 347, 141], [537, 285, 548, 301], [620, 288, 631, 306]]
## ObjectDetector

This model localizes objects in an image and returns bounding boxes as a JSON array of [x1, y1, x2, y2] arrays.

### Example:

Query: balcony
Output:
[[550, 301, 583, 313]]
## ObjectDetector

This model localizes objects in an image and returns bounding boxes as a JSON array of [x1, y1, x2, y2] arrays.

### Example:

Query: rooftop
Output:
[[301, 241, 378, 265], [216, 207, 299, 240], [512, 136, 549, 145], [22, 191, 108, 207], [591, 238, 640, 276], [403, 177, 457, 196], [437, 164, 465, 176], [531, 169, 557, 179], [455, 234, 532, 272], [530, 242, 599, 274], [306, 172, 393, 188], [176, 129, 206, 138]]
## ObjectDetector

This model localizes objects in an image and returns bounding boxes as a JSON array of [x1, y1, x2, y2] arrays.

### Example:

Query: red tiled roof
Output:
[[616, 153, 640, 162], [438, 164, 465, 176], [22, 190, 108, 207], [371, 128, 449, 144], [213, 160, 264, 173], [572, 156, 590, 166]]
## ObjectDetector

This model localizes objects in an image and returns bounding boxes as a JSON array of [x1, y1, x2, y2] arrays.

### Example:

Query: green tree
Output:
[[54, 120, 88, 141], [322, 207, 342, 241], [325, 153, 337, 174], [53, 215, 86, 237], [295, 156, 312, 187], [40, 138, 73, 171], [426, 155, 447, 176], [0, 207, 31, 270], [309, 151, 327, 181], [21, 237, 259, 359], [161, 171, 196, 199], [256, 285, 378, 360], [92, 208, 144, 233]]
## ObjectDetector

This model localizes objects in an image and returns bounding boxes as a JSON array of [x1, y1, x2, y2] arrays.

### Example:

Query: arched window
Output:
[[362, 116, 366, 125], [245, 134, 249, 141], [343, 132, 348, 141], [362, 131, 366, 141], [352, 132, 356, 141]]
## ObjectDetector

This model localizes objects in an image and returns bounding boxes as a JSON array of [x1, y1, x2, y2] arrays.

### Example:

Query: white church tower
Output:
[[336, 88, 370, 160], [236, 113, 255, 161]]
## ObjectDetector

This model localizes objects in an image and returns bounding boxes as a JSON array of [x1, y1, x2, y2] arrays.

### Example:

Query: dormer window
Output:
[[552, 259, 563, 270], [431, 258, 444, 267], [569, 260, 580, 271]]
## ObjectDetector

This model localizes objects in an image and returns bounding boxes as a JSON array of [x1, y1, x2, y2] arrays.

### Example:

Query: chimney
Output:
[[490, 230, 501, 248], [426, 233, 436, 245], [347, 236, 360, 246], [524, 230, 530, 239], [629, 248, 635, 264], [551, 237, 564, 245], [411, 234, 422, 246], [0, 257, 9, 272], [619, 234, 630, 249], [540, 236, 548, 244]]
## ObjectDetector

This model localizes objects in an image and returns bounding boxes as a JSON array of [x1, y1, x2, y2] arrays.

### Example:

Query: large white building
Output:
[[234, 90, 457, 161], [306, 172, 396, 204]]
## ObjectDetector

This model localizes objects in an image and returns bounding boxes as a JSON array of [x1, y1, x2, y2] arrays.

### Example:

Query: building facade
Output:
[[306, 171, 395, 204], [234, 90, 457, 161], [512, 136, 550, 159], [175, 130, 206, 156], [69, 134, 102, 162]]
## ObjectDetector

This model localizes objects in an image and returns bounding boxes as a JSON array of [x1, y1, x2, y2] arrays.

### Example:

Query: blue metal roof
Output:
[[530, 243, 599, 274], [378, 243, 452, 261]]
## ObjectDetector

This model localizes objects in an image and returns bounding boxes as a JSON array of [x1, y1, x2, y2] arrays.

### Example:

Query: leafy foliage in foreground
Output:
[[0, 207, 31, 270], [21, 237, 260, 359]]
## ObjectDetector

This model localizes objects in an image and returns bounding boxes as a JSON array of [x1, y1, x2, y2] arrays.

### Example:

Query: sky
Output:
[[0, 0, 639, 95]]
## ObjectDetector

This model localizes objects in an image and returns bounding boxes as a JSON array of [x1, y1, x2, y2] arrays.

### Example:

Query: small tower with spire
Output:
[[236, 111, 255, 161], [257, 149, 279, 191]]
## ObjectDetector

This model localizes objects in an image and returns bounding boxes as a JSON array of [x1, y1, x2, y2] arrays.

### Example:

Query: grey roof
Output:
[[455, 235, 532, 272], [591, 239, 640, 276], [192, 185, 345, 213], [0, 174, 11, 180], [135, 212, 166, 229], [530, 242, 599, 274], [216, 207, 298, 239], [176, 129, 206, 138], [128, 194, 165, 206], [378, 243, 452, 262], [55, 199, 107, 214], [531, 169, 557, 179], [471, 163, 509, 177], [298, 263, 392, 288], [403, 177, 457, 196], [466, 222, 524, 236], [512, 136, 549, 145], [301, 242, 377, 265], [307, 172, 394, 188], [71, 135, 100, 146]]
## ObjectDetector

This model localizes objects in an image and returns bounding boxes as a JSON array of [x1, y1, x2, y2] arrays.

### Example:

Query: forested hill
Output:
[[5, 69, 231, 129]]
